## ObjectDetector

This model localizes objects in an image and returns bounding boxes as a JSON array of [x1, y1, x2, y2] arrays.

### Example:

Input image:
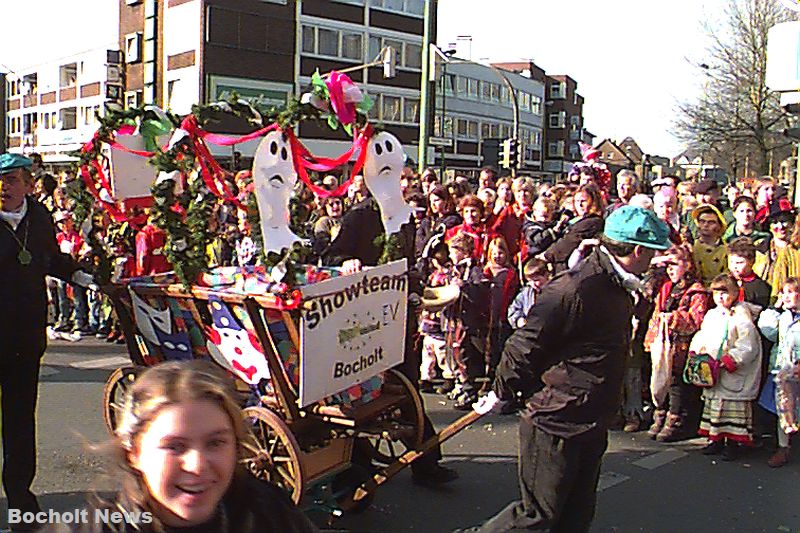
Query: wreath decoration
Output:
[[76, 68, 416, 290]]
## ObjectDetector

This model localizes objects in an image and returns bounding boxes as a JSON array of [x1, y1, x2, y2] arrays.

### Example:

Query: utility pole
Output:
[[417, 0, 435, 174]]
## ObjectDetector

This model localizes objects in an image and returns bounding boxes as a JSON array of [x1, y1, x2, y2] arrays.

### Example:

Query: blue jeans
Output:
[[72, 285, 89, 330], [55, 280, 72, 328]]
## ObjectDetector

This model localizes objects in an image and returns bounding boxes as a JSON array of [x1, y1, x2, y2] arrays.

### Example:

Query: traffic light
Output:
[[500, 138, 520, 170]]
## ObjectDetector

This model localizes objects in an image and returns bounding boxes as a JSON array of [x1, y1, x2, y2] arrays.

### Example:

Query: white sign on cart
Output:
[[298, 259, 408, 407]]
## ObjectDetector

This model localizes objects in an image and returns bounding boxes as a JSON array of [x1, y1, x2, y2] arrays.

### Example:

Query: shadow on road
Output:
[[39, 365, 114, 384]]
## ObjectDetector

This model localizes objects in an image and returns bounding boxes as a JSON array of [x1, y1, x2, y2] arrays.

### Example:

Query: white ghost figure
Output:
[[252, 130, 302, 253], [363, 131, 413, 234], [129, 289, 171, 345]]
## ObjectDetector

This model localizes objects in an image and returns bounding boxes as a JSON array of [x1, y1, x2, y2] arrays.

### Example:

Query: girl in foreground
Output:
[[44, 360, 318, 532]]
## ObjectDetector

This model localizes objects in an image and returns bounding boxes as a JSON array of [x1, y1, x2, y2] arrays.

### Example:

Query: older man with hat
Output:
[[455, 206, 670, 533], [0, 153, 95, 529]]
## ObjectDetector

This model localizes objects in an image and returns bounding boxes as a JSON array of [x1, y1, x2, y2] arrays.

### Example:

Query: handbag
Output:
[[683, 321, 727, 388], [650, 314, 672, 405], [775, 367, 800, 434]]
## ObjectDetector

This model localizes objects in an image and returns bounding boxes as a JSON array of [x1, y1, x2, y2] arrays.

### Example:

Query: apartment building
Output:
[[433, 59, 545, 177], [119, 0, 428, 160], [4, 47, 120, 163]]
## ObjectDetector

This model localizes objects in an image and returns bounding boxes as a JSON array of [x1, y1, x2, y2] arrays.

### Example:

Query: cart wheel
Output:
[[242, 406, 304, 504], [102, 366, 138, 434], [366, 369, 425, 466]]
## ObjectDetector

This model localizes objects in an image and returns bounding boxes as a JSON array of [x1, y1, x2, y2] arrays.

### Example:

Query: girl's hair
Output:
[[448, 232, 475, 255], [789, 215, 800, 249], [427, 185, 455, 216], [512, 176, 536, 194], [782, 277, 800, 293], [486, 235, 511, 266], [575, 184, 605, 216], [459, 194, 485, 217], [113, 360, 251, 510], [727, 237, 756, 262], [709, 274, 739, 295]]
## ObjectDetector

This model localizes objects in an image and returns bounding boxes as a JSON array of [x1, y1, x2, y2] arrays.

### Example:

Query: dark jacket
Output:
[[445, 260, 490, 333], [40, 472, 319, 533], [493, 248, 633, 440], [0, 197, 79, 356], [415, 212, 461, 257], [323, 197, 384, 267], [542, 214, 604, 270], [520, 219, 560, 258]]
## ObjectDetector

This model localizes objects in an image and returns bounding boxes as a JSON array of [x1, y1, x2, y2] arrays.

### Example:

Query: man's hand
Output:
[[473, 391, 506, 415], [341, 258, 362, 275]]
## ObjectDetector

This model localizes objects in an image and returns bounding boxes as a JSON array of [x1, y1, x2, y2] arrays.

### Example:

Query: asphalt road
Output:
[[1, 338, 798, 533]]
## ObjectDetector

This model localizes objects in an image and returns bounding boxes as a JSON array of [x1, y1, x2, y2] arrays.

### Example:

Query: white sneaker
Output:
[[46, 326, 59, 341], [61, 331, 82, 342]]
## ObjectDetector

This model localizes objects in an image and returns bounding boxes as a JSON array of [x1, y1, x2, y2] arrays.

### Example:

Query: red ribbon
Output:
[[286, 124, 372, 198]]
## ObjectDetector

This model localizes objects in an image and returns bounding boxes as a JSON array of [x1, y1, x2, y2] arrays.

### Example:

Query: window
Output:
[[342, 32, 362, 60], [549, 82, 565, 99], [382, 95, 401, 122], [404, 43, 422, 69], [570, 115, 581, 130], [302, 26, 315, 53], [456, 76, 467, 95], [489, 83, 500, 103], [481, 81, 491, 101], [60, 107, 77, 130], [549, 112, 565, 128], [519, 92, 530, 112], [318, 28, 338, 56], [434, 115, 453, 137], [531, 95, 542, 115], [467, 78, 478, 99], [457, 118, 468, 137], [532, 131, 541, 147], [372, 0, 424, 16], [59, 63, 77, 88], [548, 141, 564, 157], [403, 98, 419, 123], [125, 90, 142, 109], [481, 122, 491, 139], [125, 33, 142, 63], [441, 73, 455, 96], [468, 120, 478, 139]]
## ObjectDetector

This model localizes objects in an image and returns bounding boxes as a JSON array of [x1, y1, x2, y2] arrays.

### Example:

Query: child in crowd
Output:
[[692, 204, 728, 286], [520, 196, 565, 263], [757, 277, 800, 467], [483, 236, 518, 381], [727, 237, 771, 310], [445, 195, 493, 264], [444, 233, 489, 410], [645, 244, 711, 442], [419, 246, 457, 394], [689, 274, 762, 460], [507, 258, 552, 329]]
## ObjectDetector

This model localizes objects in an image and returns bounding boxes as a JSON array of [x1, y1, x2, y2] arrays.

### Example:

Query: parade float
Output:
[[75, 70, 477, 517]]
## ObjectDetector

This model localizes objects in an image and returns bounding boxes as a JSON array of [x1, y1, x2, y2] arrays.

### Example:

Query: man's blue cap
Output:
[[604, 205, 671, 250], [0, 153, 33, 175]]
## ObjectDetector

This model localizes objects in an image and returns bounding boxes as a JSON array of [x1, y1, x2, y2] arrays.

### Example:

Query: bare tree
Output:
[[674, 0, 796, 178]]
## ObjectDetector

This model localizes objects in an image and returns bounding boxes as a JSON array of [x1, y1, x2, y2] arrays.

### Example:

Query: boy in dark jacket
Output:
[[445, 232, 490, 409]]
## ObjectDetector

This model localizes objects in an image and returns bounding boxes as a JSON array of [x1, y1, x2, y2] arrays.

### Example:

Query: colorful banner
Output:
[[298, 260, 407, 407]]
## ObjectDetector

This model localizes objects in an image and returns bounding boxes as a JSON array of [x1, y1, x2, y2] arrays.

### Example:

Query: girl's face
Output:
[[462, 206, 481, 226], [574, 191, 592, 217], [514, 187, 533, 208], [713, 289, 735, 310], [666, 259, 688, 283], [771, 219, 790, 240], [489, 244, 508, 267], [782, 285, 800, 310], [429, 194, 444, 215], [130, 399, 237, 528], [326, 198, 343, 218], [757, 184, 774, 206], [497, 183, 511, 202]]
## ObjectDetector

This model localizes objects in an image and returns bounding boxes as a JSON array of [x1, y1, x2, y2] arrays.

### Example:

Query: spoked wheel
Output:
[[102, 366, 138, 434], [242, 406, 304, 504], [364, 369, 425, 466]]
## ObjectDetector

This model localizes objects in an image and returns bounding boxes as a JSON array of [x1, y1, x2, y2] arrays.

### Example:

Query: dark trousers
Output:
[[457, 333, 487, 395], [659, 365, 702, 428], [472, 422, 607, 533], [0, 354, 42, 512]]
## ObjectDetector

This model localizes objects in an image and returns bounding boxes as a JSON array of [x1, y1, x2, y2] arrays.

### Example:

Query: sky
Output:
[[0, 0, 725, 158], [437, 0, 724, 157]]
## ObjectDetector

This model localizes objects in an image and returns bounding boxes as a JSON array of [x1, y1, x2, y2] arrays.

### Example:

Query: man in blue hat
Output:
[[0, 153, 95, 530], [455, 205, 670, 533]]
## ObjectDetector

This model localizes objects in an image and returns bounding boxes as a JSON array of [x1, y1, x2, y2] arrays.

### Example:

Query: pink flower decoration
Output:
[[325, 71, 362, 126]]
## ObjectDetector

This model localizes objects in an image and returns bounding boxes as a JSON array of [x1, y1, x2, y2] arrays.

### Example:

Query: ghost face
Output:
[[204, 300, 270, 385], [130, 290, 172, 345], [363, 131, 414, 234], [252, 130, 301, 252]]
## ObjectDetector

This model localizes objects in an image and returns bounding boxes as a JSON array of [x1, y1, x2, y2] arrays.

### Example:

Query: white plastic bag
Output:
[[650, 314, 673, 406]]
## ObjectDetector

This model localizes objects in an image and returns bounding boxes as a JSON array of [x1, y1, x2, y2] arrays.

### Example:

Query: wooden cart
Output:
[[101, 263, 435, 514]]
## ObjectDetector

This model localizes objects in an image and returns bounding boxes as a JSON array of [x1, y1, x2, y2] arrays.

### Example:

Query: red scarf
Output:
[[736, 272, 757, 302]]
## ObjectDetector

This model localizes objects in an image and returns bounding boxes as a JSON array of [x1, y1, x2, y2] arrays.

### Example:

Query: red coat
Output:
[[135, 224, 171, 276], [490, 203, 528, 259]]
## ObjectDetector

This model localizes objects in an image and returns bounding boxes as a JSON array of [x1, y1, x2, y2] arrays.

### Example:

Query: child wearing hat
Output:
[[692, 204, 728, 286], [418, 246, 457, 394]]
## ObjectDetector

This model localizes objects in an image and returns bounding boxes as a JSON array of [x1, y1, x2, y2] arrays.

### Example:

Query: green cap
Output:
[[604, 205, 671, 250], [0, 153, 33, 174]]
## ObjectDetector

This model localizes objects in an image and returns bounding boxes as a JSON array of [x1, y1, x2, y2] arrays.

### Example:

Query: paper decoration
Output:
[[154, 329, 193, 361], [109, 134, 166, 200], [252, 130, 303, 253], [363, 131, 414, 234], [129, 289, 172, 346], [204, 297, 270, 385]]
